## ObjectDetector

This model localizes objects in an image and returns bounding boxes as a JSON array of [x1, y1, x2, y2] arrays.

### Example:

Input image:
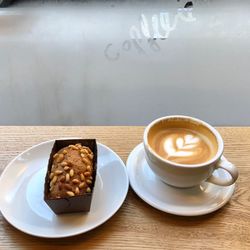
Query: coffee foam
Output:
[[148, 119, 218, 165]]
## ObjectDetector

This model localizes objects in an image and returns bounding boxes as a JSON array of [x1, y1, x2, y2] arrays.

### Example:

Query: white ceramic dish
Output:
[[0, 140, 129, 238], [127, 143, 235, 216]]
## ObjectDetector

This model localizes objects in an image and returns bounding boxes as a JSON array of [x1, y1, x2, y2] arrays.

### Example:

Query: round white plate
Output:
[[127, 143, 235, 216], [0, 140, 129, 238]]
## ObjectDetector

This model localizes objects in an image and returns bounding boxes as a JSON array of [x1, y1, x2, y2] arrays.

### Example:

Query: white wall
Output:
[[0, 0, 250, 125]]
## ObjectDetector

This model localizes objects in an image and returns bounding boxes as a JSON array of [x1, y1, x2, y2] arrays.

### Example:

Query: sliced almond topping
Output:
[[72, 178, 80, 184], [66, 173, 70, 182], [55, 170, 63, 175], [56, 154, 64, 163], [79, 182, 85, 189], [84, 171, 91, 177], [69, 169, 74, 177], [53, 153, 58, 159], [86, 179, 92, 185], [66, 191, 75, 197], [80, 149, 88, 154], [64, 166, 70, 171], [83, 147, 91, 153], [61, 161, 68, 167], [88, 154, 94, 160], [49, 172, 54, 179], [80, 173, 85, 181], [75, 187, 80, 195], [82, 158, 90, 165], [51, 175, 58, 184]]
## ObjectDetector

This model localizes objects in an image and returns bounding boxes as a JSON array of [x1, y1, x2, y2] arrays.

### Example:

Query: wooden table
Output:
[[0, 126, 249, 250]]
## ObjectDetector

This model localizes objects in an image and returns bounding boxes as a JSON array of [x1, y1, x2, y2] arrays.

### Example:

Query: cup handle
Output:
[[206, 156, 239, 186]]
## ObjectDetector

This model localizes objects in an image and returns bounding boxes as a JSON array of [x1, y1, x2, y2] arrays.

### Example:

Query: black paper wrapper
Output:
[[44, 139, 97, 214]]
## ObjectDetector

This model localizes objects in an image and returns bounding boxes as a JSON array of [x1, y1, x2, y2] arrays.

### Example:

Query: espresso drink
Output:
[[148, 123, 218, 165]]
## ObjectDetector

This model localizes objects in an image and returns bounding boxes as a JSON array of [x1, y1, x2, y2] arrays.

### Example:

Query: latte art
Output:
[[151, 128, 215, 164]]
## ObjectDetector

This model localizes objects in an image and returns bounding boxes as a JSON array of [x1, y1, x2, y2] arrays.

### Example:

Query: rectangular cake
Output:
[[44, 139, 97, 214]]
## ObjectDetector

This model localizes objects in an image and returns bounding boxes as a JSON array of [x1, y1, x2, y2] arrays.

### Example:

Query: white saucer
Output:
[[127, 143, 235, 216], [0, 140, 129, 238]]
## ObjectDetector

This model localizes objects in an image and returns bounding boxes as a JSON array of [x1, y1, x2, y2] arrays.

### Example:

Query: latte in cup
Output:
[[144, 116, 238, 188], [148, 120, 218, 165]]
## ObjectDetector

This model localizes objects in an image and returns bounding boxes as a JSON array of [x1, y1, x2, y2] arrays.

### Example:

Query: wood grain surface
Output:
[[0, 126, 249, 250]]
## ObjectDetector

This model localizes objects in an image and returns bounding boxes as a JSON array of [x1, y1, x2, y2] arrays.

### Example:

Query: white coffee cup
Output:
[[143, 115, 238, 188]]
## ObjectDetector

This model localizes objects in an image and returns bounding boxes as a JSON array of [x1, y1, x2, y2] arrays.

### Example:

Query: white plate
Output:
[[0, 140, 129, 238], [127, 143, 235, 216]]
